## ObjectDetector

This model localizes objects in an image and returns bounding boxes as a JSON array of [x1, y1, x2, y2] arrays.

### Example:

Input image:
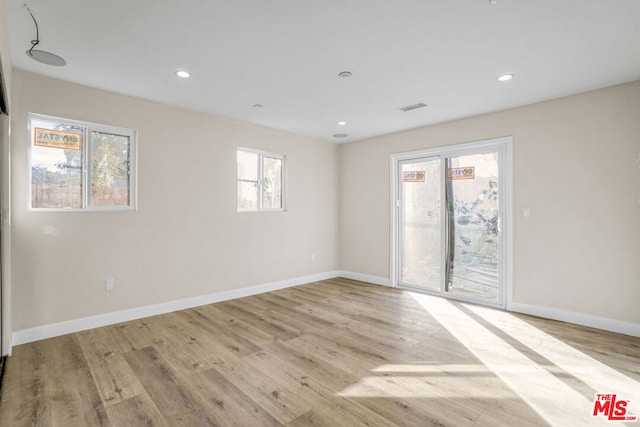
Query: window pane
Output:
[[237, 151, 259, 211], [400, 158, 441, 290], [262, 156, 282, 209], [237, 180, 259, 211], [31, 120, 83, 209], [237, 151, 258, 181], [446, 152, 500, 302], [91, 131, 131, 206]]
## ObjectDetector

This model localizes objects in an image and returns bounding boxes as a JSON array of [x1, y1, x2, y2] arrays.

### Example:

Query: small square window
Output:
[[237, 148, 285, 212]]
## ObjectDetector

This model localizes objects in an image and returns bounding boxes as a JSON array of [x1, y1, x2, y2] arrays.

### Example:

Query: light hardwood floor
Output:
[[1, 278, 639, 426]]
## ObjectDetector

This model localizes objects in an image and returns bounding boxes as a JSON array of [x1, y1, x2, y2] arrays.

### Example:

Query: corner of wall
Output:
[[0, 0, 12, 358], [1, 112, 11, 357]]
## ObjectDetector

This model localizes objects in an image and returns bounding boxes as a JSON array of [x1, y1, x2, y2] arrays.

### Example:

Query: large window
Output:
[[237, 148, 285, 212], [29, 113, 136, 210]]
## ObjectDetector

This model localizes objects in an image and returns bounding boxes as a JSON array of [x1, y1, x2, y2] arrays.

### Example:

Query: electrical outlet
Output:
[[105, 278, 115, 292]]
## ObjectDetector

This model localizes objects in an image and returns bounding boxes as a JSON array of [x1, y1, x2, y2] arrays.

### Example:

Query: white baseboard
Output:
[[510, 302, 640, 338], [12, 271, 637, 349], [338, 270, 392, 287], [11, 271, 340, 347]]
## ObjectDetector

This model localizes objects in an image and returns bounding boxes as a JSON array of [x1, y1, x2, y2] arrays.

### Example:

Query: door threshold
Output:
[[398, 284, 506, 310]]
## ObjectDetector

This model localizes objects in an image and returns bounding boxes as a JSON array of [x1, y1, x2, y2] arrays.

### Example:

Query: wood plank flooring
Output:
[[1, 278, 639, 426]]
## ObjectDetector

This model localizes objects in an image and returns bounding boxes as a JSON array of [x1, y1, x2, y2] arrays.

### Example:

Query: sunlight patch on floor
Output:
[[408, 293, 622, 427], [338, 374, 522, 399], [465, 302, 640, 416], [338, 292, 624, 426], [371, 364, 491, 374]]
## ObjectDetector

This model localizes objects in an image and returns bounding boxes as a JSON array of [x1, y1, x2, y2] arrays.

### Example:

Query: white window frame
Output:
[[28, 113, 137, 211], [237, 147, 286, 212]]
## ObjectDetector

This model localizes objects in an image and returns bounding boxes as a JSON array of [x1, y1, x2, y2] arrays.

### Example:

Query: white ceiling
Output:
[[7, 0, 640, 143]]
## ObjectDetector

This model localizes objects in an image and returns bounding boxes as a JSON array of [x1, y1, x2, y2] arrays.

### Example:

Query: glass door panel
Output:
[[399, 158, 441, 291], [394, 139, 507, 308], [445, 152, 500, 303]]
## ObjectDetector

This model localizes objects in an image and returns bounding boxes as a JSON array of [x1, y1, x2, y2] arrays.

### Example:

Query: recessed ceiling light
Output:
[[337, 121, 347, 126], [490, 0, 498, 5], [333, 133, 349, 139], [176, 70, 190, 78], [253, 104, 263, 108], [338, 71, 352, 78], [498, 73, 514, 82]]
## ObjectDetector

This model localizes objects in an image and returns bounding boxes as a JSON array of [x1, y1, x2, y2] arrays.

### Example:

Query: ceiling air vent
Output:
[[399, 102, 427, 112]]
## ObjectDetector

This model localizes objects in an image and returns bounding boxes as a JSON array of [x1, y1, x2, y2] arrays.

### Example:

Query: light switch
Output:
[[522, 207, 531, 218]]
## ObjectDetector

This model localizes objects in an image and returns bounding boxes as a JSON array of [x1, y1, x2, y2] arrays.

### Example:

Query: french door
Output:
[[392, 137, 511, 308]]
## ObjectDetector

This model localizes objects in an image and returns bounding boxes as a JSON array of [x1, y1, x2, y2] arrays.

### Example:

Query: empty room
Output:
[[0, 0, 639, 426]]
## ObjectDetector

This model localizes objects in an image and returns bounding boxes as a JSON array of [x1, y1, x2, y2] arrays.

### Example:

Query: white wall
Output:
[[340, 80, 640, 328], [8, 69, 640, 340], [11, 70, 339, 332], [0, 0, 12, 355], [0, 114, 10, 354]]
